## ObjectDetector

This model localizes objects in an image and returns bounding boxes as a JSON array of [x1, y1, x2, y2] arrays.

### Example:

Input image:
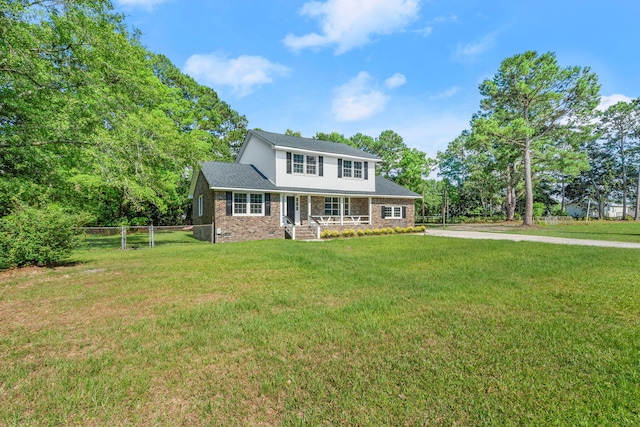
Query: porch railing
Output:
[[310, 215, 370, 226], [283, 215, 295, 240], [308, 216, 322, 239]]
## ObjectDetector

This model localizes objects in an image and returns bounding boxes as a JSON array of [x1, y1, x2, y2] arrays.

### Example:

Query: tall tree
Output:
[[473, 51, 600, 225], [1, 0, 245, 224], [598, 100, 640, 219]]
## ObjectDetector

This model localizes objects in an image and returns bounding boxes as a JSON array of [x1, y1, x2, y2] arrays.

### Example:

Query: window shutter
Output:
[[265, 193, 271, 216], [226, 192, 233, 216], [286, 152, 292, 174], [402, 206, 407, 218], [381, 206, 386, 219], [338, 159, 342, 178], [364, 161, 368, 180], [319, 156, 323, 176]]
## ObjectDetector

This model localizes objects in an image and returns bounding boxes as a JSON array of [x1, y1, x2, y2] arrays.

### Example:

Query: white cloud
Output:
[[283, 0, 420, 54], [597, 94, 634, 111], [385, 73, 407, 89], [332, 72, 389, 121], [430, 86, 462, 100], [417, 26, 433, 37], [453, 32, 496, 62], [183, 53, 290, 97], [116, 0, 169, 11]]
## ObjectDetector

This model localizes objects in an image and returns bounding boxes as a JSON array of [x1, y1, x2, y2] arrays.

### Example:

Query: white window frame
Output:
[[384, 206, 403, 219], [306, 155, 316, 175], [324, 197, 340, 216], [343, 197, 350, 215], [198, 195, 203, 217], [233, 192, 264, 216], [343, 160, 352, 178], [293, 154, 305, 174], [353, 161, 363, 179], [292, 153, 317, 175], [342, 159, 363, 180]]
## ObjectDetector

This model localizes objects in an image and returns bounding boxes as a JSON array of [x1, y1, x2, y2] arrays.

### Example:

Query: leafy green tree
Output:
[[1, 0, 245, 226], [598, 100, 640, 219], [473, 51, 600, 225]]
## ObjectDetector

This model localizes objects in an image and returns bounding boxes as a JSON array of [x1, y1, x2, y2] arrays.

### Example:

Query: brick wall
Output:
[[192, 171, 216, 242], [213, 191, 283, 243]]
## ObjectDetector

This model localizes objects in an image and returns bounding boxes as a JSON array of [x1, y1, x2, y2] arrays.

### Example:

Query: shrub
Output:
[[331, 230, 340, 238], [394, 226, 403, 233], [0, 205, 86, 268], [357, 229, 365, 236], [373, 228, 381, 235]]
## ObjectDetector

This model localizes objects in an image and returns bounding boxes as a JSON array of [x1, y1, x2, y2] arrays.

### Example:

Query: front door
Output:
[[286, 196, 295, 223]]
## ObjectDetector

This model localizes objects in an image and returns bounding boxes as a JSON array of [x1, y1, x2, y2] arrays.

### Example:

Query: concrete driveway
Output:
[[425, 229, 640, 249]]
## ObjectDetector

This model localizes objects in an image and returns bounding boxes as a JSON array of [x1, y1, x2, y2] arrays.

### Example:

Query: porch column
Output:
[[368, 197, 372, 225], [308, 196, 311, 223], [340, 197, 344, 225]]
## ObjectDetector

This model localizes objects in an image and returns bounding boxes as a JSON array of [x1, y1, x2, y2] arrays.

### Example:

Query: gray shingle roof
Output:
[[198, 162, 419, 198], [249, 130, 380, 160], [199, 162, 277, 191]]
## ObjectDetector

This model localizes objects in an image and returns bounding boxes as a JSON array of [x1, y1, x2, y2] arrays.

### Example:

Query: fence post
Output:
[[121, 225, 126, 250], [149, 224, 154, 248]]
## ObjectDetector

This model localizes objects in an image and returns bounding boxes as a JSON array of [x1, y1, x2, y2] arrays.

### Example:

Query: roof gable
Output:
[[198, 162, 277, 192], [239, 130, 380, 161]]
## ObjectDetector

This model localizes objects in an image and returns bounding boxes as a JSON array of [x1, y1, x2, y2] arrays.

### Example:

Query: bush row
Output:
[[320, 225, 426, 239]]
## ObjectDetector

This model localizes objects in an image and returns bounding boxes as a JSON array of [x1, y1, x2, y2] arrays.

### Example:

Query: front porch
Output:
[[282, 195, 371, 239]]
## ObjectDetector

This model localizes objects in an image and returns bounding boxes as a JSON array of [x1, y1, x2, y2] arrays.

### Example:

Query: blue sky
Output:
[[115, 0, 640, 158]]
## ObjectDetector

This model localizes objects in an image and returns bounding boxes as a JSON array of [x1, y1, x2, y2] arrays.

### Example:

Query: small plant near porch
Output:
[[320, 225, 425, 239]]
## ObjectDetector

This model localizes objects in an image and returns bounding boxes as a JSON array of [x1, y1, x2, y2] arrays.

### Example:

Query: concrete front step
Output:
[[292, 226, 319, 240]]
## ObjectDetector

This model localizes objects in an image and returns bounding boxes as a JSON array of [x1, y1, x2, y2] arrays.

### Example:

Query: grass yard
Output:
[[1, 234, 639, 425], [443, 220, 640, 244], [507, 220, 640, 243]]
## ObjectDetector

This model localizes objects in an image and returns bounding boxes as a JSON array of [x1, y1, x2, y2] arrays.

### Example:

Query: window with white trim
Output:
[[343, 197, 350, 215], [353, 161, 362, 178], [234, 193, 263, 215], [293, 154, 304, 174], [324, 197, 339, 215], [306, 156, 316, 174], [291, 153, 318, 175], [343, 160, 352, 178], [198, 195, 203, 217], [384, 206, 403, 219]]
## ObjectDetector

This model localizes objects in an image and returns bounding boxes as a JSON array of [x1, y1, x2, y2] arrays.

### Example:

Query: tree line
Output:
[[438, 51, 640, 224], [1, 0, 247, 228]]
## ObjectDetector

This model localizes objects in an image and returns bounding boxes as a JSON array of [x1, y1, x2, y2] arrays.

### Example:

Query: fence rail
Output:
[[79, 225, 212, 250]]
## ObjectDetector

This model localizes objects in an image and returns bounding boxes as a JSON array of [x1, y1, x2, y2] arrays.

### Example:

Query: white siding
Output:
[[237, 135, 276, 181], [275, 149, 376, 192]]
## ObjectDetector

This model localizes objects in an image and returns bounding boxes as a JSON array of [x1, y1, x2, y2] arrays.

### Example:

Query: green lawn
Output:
[[1, 235, 639, 425], [504, 220, 640, 243]]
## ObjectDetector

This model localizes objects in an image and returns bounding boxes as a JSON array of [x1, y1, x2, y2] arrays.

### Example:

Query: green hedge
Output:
[[0, 205, 85, 268]]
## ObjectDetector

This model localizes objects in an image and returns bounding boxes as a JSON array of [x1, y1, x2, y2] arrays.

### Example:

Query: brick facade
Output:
[[212, 191, 282, 243], [192, 187, 415, 243]]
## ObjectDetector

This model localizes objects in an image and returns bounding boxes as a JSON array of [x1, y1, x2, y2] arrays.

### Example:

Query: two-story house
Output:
[[189, 130, 420, 243]]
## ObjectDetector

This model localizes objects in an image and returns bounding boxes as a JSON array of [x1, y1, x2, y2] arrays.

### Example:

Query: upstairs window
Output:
[[343, 160, 352, 178], [306, 156, 316, 174], [288, 152, 318, 175], [340, 159, 366, 179], [353, 161, 363, 178], [293, 154, 305, 174]]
